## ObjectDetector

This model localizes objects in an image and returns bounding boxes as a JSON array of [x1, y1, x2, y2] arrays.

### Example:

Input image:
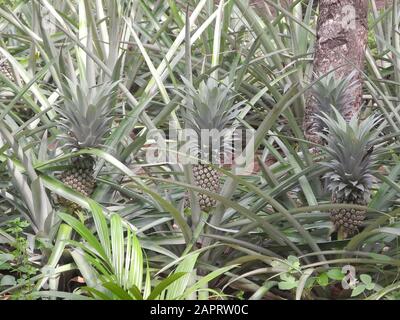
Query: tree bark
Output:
[[303, 0, 368, 143]]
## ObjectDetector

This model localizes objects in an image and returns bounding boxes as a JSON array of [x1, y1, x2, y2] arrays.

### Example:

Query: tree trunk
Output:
[[303, 0, 368, 143]]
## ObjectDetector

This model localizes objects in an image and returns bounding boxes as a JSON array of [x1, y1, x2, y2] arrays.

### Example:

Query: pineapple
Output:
[[1, 50, 34, 121], [190, 163, 221, 210], [0, 51, 14, 82], [55, 78, 118, 212], [181, 78, 242, 212], [304, 72, 357, 144], [318, 108, 381, 238]]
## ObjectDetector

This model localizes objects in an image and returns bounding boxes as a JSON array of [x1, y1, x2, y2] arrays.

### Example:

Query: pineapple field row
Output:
[[1, 0, 400, 301]]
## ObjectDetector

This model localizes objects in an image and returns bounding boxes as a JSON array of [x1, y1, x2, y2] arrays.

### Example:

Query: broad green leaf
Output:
[[360, 274, 372, 286], [327, 269, 345, 281], [351, 284, 366, 297], [165, 253, 199, 300], [0, 275, 16, 287], [317, 273, 329, 287], [278, 281, 298, 291]]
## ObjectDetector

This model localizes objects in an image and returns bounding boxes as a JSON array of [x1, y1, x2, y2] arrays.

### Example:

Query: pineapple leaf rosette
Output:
[[318, 108, 383, 238], [54, 75, 119, 212], [305, 71, 358, 142], [177, 77, 244, 212]]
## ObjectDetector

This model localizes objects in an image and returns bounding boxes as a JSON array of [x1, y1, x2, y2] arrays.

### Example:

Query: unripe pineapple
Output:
[[191, 163, 221, 211], [330, 205, 365, 236], [54, 70, 118, 212], [1, 50, 34, 121], [0, 51, 14, 82], [60, 156, 96, 195], [181, 78, 243, 212], [58, 156, 96, 212], [318, 108, 382, 238]]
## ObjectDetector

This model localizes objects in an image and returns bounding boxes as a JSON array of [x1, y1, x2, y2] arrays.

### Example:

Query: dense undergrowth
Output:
[[1, 0, 400, 300]]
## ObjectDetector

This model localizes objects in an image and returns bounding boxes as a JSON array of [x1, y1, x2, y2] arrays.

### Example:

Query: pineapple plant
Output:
[[181, 78, 243, 212], [55, 78, 118, 212], [318, 108, 382, 238]]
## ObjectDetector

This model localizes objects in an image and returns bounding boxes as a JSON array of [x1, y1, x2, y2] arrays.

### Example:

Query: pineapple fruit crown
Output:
[[175, 76, 246, 162], [311, 71, 358, 131], [54, 77, 119, 150], [317, 107, 383, 201]]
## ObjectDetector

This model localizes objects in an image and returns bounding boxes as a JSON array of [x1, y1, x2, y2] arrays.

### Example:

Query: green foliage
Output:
[[0, 0, 400, 301], [271, 256, 346, 299], [54, 201, 235, 300], [351, 274, 376, 298], [0, 219, 38, 299]]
